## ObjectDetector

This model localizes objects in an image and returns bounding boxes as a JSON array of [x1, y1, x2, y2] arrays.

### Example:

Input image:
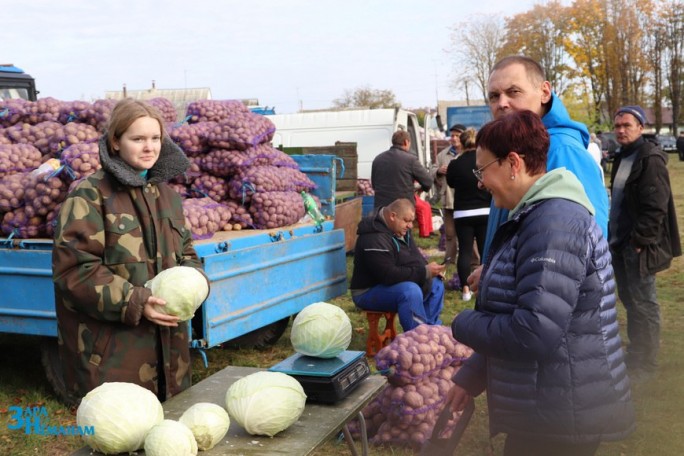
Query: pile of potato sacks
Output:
[[349, 324, 474, 451], [0, 97, 317, 240]]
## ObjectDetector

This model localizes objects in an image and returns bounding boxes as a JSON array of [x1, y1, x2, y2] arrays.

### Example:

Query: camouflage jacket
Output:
[[52, 134, 203, 403]]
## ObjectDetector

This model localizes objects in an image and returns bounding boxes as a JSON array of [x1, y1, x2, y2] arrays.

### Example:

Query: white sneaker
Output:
[[462, 290, 472, 302]]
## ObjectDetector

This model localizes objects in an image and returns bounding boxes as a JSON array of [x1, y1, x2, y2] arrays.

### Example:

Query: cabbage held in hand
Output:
[[145, 266, 209, 321], [179, 402, 230, 451], [290, 302, 352, 358], [225, 371, 306, 437], [144, 420, 198, 456], [76, 382, 164, 454]]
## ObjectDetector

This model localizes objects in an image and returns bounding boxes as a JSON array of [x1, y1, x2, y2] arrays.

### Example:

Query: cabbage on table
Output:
[[76, 382, 164, 454], [225, 371, 306, 437]]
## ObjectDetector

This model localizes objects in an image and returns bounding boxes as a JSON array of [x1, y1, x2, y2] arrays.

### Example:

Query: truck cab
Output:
[[0, 64, 38, 101]]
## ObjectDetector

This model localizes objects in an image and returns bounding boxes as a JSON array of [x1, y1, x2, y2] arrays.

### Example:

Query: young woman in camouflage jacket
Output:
[[52, 99, 207, 404]]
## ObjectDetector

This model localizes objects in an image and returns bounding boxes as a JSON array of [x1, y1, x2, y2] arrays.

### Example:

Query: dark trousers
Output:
[[611, 245, 660, 371], [442, 209, 458, 265], [454, 214, 487, 288], [504, 435, 600, 456]]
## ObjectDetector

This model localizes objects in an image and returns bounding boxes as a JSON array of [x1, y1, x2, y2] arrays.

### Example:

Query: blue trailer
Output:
[[0, 155, 348, 402]]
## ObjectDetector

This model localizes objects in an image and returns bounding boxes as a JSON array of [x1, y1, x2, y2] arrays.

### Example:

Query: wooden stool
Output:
[[365, 311, 397, 357]]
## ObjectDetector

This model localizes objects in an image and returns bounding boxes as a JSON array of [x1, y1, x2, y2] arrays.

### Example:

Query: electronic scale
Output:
[[268, 350, 370, 404]]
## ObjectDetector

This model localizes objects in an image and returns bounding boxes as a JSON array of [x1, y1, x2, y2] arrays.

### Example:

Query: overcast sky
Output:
[[6, 0, 545, 114]]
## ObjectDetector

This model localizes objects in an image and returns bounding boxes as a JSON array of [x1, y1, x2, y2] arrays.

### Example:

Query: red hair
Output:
[[475, 110, 549, 175]]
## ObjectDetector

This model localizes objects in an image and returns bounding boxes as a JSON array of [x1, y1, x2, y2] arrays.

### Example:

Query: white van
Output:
[[267, 108, 430, 180]]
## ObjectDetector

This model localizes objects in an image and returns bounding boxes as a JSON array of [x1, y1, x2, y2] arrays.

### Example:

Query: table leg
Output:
[[358, 412, 369, 456], [342, 424, 360, 456], [342, 411, 369, 456]]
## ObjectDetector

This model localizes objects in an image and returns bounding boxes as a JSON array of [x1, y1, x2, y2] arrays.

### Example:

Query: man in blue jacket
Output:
[[469, 55, 609, 291]]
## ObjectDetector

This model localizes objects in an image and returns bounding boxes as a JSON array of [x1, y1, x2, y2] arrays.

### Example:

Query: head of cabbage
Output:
[[290, 302, 352, 358], [179, 402, 230, 451], [145, 266, 209, 321], [225, 371, 306, 437], [76, 382, 164, 454], [144, 419, 198, 456]]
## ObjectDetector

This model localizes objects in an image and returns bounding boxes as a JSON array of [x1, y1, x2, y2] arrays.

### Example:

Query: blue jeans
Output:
[[353, 278, 444, 331], [611, 245, 660, 371]]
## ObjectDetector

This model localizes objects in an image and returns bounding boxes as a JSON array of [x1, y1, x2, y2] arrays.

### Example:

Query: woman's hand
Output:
[[467, 265, 483, 293], [143, 296, 181, 327]]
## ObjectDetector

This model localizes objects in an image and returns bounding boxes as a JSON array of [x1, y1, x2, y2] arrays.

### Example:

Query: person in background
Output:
[[446, 110, 635, 456], [468, 55, 609, 294], [52, 99, 208, 404], [677, 130, 684, 161], [445, 128, 491, 302], [609, 105, 681, 382], [413, 183, 434, 238], [588, 132, 605, 185], [371, 130, 433, 209], [430, 123, 466, 263], [350, 198, 445, 332]]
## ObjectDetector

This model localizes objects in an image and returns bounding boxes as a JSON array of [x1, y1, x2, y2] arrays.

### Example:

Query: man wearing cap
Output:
[[430, 123, 466, 265], [610, 105, 681, 382]]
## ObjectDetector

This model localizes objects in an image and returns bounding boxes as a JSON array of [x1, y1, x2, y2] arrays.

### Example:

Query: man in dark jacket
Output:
[[609, 105, 682, 382], [677, 130, 684, 161], [371, 130, 433, 209], [350, 198, 445, 331]]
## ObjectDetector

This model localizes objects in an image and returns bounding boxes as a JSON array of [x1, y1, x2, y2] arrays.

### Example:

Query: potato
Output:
[[0, 144, 42, 178], [60, 142, 100, 179]]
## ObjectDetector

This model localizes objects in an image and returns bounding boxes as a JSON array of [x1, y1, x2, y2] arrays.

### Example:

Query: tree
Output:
[[648, 10, 667, 132], [662, 0, 684, 133], [448, 14, 505, 103], [565, 0, 652, 124], [332, 86, 400, 109], [565, 0, 610, 125], [500, 1, 574, 96], [608, 0, 653, 106]]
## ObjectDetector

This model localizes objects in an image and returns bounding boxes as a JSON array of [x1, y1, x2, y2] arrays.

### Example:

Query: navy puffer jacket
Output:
[[452, 197, 635, 443]]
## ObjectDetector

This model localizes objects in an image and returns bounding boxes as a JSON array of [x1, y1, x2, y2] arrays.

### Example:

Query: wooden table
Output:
[[73, 366, 387, 456]]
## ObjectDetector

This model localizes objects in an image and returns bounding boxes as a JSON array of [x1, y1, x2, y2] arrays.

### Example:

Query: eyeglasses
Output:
[[472, 157, 501, 182], [472, 154, 526, 182]]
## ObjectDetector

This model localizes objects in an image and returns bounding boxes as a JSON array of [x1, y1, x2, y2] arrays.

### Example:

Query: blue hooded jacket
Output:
[[482, 93, 609, 259]]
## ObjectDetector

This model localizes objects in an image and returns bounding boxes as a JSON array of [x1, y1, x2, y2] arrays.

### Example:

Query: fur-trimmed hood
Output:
[[98, 134, 190, 187]]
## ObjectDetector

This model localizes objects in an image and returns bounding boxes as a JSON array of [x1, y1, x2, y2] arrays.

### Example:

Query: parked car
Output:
[[657, 134, 677, 153]]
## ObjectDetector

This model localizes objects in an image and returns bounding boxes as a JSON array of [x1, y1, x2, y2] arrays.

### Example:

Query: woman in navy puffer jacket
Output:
[[447, 111, 635, 456]]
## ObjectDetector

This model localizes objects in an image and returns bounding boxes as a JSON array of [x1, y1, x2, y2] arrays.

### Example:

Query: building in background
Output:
[[105, 81, 212, 121]]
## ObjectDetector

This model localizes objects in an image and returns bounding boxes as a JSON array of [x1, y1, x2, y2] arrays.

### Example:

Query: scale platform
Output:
[[269, 350, 370, 404]]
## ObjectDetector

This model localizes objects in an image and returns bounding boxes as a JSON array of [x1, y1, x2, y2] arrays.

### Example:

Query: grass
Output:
[[1, 157, 684, 455]]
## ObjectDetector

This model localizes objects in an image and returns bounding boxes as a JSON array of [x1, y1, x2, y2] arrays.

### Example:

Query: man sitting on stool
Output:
[[350, 198, 446, 331]]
